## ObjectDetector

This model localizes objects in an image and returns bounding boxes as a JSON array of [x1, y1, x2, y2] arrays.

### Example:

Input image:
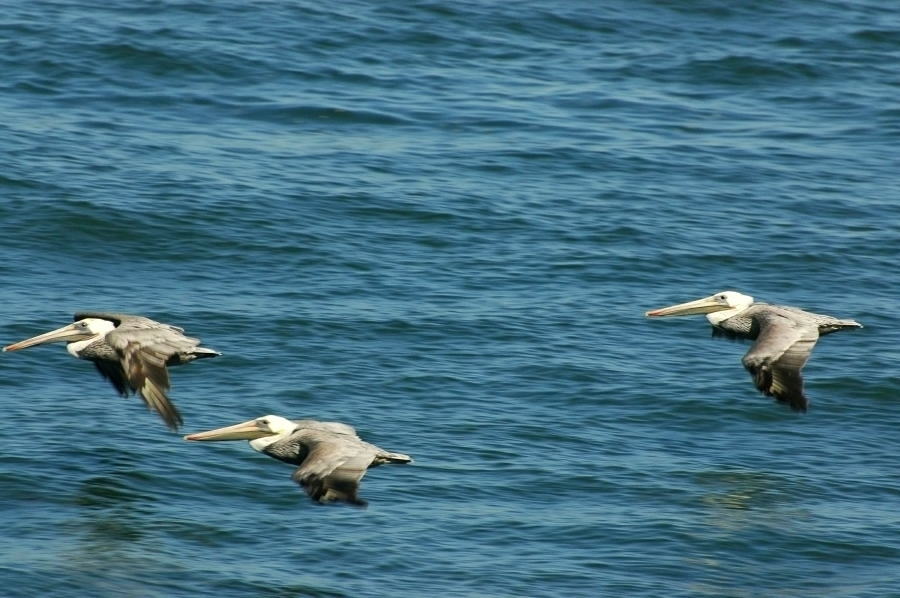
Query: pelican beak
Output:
[[184, 419, 275, 442], [3, 323, 93, 352], [645, 295, 729, 317]]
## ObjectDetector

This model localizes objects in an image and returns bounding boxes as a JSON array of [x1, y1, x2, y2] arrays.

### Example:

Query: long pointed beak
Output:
[[645, 295, 729, 317], [3, 323, 91, 352], [184, 419, 275, 442]]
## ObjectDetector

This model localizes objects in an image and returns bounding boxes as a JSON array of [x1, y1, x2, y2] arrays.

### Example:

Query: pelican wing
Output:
[[290, 433, 374, 506], [291, 419, 360, 437], [103, 320, 200, 430], [741, 312, 819, 411], [90, 359, 130, 397]]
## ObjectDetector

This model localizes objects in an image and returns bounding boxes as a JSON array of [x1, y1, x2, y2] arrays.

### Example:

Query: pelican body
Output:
[[3, 312, 220, 429], [646, 291, 862, 411], [185, 415, 412, 506]]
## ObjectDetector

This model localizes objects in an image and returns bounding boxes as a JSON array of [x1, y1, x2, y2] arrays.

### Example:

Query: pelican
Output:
[[645, 291, 862, 411], [3, 312, 220, 429], [185, 415, 412, 506]]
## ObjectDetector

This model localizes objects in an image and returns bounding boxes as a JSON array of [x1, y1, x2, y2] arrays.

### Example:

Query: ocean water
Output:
[[1, 1, 899, 596]]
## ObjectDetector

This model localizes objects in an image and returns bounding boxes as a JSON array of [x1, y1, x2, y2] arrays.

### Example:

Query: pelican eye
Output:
[[258, 418, 269, 426]]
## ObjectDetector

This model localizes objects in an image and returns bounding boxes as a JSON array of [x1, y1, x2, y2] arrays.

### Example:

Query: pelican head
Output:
[[645, 291, 754, 322], [184, 415, 295, 451], [3, 318, 116, 353]]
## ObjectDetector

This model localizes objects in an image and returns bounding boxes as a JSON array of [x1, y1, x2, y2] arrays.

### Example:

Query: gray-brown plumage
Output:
[[3, 312, 220, 429], [646, 291, 862, 411], [185, 415, 412, 506]]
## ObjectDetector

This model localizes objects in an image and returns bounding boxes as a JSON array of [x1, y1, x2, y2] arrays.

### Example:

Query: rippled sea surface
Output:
[[2, 1, 899, 596]]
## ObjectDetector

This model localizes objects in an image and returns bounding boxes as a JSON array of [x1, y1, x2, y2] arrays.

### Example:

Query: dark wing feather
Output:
[[741, 312, 819, 411], [90, 359, 131, 396], [289, 434, 374, 507]]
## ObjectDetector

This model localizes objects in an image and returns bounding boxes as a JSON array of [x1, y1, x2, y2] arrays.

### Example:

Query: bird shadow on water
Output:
[[66, 474, 151, 545], [692, 467, 810, 523], [672, 467, 822, 598], [46, 445, 174, 596]]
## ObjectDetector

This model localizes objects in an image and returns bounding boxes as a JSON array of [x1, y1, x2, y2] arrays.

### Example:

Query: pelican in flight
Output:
[[3, 312, 220, 429], [185, 415, 412, 506], [645, 291, 862, 411]]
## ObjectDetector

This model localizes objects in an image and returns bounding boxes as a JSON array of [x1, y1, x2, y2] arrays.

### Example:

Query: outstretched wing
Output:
[[289, 433, 374, 507], [741, 312, 819, 411], [103, 318, 202, 430]]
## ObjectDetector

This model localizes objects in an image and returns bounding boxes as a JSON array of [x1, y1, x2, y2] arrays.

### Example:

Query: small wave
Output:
[[236, 103, 412, 125], [679, 54, 823, 85]]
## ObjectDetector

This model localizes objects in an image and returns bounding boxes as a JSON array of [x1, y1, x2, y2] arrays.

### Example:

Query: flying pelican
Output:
[[185, 415, 412, 506], [645, 291, 862, 411], [3, 312, 220, 429]]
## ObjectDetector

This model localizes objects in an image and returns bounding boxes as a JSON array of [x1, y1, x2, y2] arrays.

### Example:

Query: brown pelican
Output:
[[645, 291, 862, 411], [3, 312, 220, 430], [185, 415, 412, 506]]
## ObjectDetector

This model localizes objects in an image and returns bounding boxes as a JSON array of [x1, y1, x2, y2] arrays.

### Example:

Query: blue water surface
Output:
[[1, 1, 899, 597]]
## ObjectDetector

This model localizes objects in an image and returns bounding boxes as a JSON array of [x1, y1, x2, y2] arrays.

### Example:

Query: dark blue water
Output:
[[2, 1, 899, 596]]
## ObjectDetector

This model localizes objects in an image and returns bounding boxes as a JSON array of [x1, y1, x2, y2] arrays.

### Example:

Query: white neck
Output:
[[706, 305, 749, 326], [66, 337, 101, 358], [249, 435, 285, 453]]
